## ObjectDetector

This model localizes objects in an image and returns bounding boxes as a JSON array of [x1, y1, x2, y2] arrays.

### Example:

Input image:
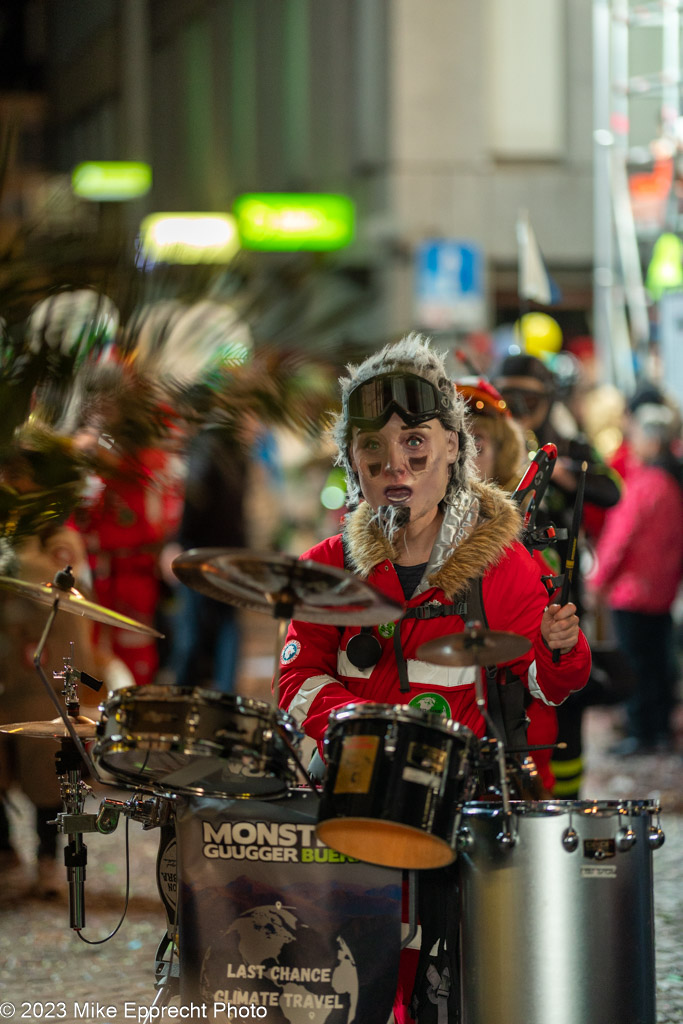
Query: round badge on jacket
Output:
[[280, 639, 301, 666], [409, 692, 452, 718]]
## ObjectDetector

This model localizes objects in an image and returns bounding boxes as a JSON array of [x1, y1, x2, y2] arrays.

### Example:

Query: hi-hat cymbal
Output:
[[0, 576, 164, 637], [417, 628, 531, 667], [0, 715, 98, 740], [172, 548, 405, 626]]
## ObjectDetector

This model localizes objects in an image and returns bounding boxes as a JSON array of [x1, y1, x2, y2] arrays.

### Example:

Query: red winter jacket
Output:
[[278, 482, 590, 749]]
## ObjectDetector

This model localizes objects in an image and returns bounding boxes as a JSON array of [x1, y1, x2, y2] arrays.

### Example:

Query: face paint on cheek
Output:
[[408, 455, 429, 472], [367, 461, 382, 478]]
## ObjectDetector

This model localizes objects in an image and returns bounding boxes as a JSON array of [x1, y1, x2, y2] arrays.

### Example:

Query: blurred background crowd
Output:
[[0, 0, 681, 901]]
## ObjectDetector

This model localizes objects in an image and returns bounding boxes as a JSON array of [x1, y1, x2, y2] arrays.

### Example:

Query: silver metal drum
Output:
[[457, 800, 665, 1024]]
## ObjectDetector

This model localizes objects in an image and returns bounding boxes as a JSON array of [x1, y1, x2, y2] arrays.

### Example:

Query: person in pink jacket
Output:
[[589, 402, 683, 754]]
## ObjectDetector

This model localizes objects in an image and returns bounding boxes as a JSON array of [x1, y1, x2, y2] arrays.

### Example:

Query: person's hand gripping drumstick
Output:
[[541, 601, 580, 656]]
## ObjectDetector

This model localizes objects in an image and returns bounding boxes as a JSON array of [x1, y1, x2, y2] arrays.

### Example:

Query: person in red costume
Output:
[[279, 338, 589, 752], [454, 376, 560, 794], [72, 368, 182, 686], [277, 335, 591, 1024]]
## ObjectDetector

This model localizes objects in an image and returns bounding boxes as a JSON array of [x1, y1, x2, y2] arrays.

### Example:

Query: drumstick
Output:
[[502, 741, 568, 754], [552, 461, 587, 664]]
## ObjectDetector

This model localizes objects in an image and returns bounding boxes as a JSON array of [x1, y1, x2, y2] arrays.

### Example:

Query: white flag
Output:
[[517, 209, 561, 305]]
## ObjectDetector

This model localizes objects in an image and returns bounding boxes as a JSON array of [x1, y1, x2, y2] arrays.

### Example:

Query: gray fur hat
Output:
[[331, 332, 477, 506]]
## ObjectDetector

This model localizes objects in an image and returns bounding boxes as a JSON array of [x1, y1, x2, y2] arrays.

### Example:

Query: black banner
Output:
[[176, 789, 402, 1023]]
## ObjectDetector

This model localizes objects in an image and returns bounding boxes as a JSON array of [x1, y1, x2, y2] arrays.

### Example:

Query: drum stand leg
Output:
[[153, 934, 180, 1007], [400, 870, 419, 950]]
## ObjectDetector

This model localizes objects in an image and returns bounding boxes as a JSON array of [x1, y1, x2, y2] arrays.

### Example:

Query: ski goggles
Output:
[[346, 373, 445, 430], [496, 385, 550, 418]]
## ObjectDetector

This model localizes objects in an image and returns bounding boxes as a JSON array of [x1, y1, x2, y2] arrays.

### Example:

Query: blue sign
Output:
[[415, 239, 485, 329]]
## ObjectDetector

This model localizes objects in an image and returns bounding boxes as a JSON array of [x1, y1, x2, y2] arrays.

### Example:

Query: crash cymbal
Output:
[[417, 627, 531, 667], [172, 548, 405, 626], [0, 715, 98, 740], [0, 576, 164, 637]]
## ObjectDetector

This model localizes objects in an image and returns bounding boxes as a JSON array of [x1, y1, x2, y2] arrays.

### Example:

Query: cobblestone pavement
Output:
[[0, 618, 681, 1024]]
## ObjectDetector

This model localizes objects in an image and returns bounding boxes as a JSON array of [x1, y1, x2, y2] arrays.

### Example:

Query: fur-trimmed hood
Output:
[[342, 480, 522, 601]]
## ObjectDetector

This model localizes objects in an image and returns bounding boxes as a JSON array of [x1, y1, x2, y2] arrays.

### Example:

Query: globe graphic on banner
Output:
[[200, 901, 360, 1023]]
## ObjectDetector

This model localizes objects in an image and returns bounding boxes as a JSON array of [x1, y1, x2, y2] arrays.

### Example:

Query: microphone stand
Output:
[[30, 570, 104, 931], [54, 737, 89, 930]]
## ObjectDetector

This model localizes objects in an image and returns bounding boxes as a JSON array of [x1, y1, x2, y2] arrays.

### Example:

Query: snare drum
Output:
[[316, 703, 479, 870], [457, 800, 665, 1024], [93, 686, 301, 799]]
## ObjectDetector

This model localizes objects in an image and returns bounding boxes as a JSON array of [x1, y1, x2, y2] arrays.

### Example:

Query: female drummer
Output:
[[276, 334, 591, 1024], [278, 334, 589, 747]]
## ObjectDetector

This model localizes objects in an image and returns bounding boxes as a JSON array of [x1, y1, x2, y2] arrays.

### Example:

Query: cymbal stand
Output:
[[275, 721, 320, 794], [32, 595, 103, 784], [264, 574, 322, 794], [265, 577, 298, 706], [468, 622, 515, 850]]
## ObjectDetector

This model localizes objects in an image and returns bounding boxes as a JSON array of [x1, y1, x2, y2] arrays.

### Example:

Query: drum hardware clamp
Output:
[[52, 792, 174, 838]]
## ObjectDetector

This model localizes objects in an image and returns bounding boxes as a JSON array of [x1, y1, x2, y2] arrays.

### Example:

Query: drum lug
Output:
[[456, 826, 474, 852], [615, 827, 637, 852], [561, 827, 579, 852], [647, 826, 666, 850], [496, 829, 516, 850]]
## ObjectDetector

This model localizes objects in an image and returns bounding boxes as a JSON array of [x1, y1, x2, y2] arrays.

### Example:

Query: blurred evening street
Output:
[[0, 2, 682, 1023], [0, 626, 682, 1022]]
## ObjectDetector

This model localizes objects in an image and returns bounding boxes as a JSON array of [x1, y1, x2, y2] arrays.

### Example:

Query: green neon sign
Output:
[[233, 193, 355, 251], [72, 162, 153, 201], [139, 213, 240, 265]]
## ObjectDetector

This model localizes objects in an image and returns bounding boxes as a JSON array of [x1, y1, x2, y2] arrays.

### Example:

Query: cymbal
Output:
[[172, 548, 405, 626], [0, 576, 164, 637], [0, 715, 98, 740], [417, 628, 531, 667]]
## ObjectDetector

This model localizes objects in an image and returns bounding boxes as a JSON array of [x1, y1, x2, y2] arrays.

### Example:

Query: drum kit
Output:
[[0, 549, 667, 1024]]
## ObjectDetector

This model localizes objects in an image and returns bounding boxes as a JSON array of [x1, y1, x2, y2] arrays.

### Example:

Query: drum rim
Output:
[[316, 815, 456, 869], [99, 685, 297, 727], [328, 701, 475, 739], [462, 798, 661, 818], [94, 740, 298, 794]]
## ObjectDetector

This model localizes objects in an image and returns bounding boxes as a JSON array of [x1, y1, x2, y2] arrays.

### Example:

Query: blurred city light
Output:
[[138, 213, 240, 265], [233, 193, 355, 251], [320, 467, 347, 510], [646, 233, 683, 301], [71, 161, 153, 201]]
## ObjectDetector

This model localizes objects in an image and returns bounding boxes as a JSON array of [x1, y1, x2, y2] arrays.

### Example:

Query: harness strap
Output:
[[426, 964, 451, 1024], [405, 602, 467, 620], [393, 603, 465, 693], [393, 626, 411, 694]]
